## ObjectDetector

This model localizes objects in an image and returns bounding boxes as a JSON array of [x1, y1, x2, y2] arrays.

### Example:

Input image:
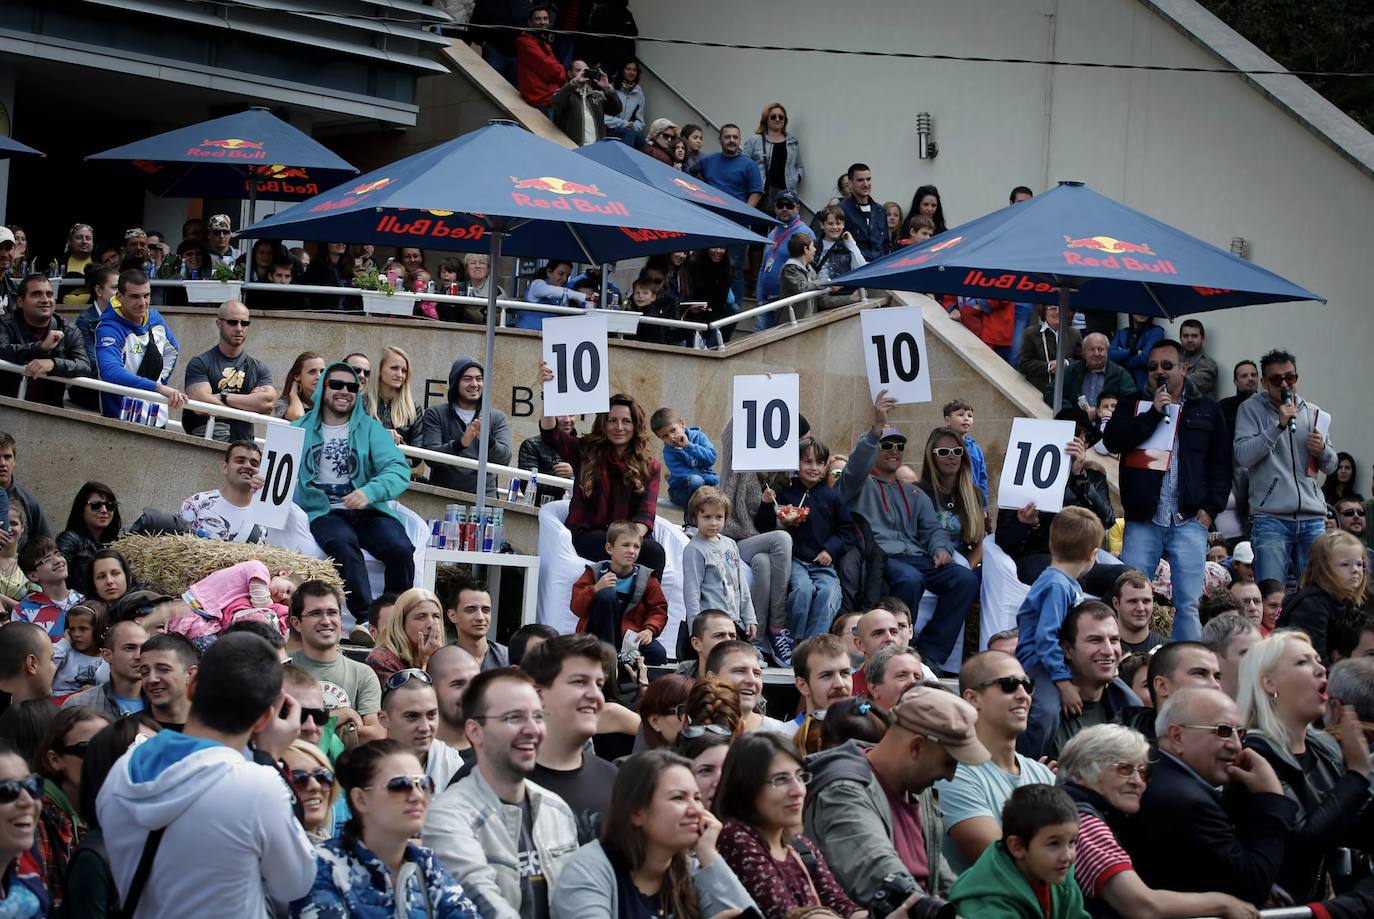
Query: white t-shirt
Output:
[[315, 422, 354, 509], [179, 490, 323, 558], [53, 639, 103, 695]]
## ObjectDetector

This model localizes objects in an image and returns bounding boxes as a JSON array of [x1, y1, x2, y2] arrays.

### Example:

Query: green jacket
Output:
[[1044, 358, 1137, 412], [291, 362, 411, 522], [949, 841, 1089, 919]]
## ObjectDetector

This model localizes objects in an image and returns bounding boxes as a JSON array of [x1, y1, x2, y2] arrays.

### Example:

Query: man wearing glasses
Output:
[[1234, 348, 1338, 586], [424, 667, 579, 919], [837, 390, 979, 674], [287, 580, 385, 741], [182, 299, 276, 441], [1104, 338, 1231, 641], [205, 213, 239, 270], [1133, 687, 1297, 905], [292, 362, 413, 621]]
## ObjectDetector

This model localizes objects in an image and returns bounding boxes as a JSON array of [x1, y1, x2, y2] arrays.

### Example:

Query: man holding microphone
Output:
[[1104, 338, 1231, 640], [1233, 349, 1336, 585]]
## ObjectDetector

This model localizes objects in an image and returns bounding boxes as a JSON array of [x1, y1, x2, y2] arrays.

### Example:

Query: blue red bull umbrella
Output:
[[86, 108, 358, 201], [832, 180, 1323, 409], [0, 136, 43, 158], [241, 120, 766, 513], [573, 139, 778, 228]]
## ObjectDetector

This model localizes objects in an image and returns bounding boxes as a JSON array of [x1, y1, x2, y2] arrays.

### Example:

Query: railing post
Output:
[[203, 416, 219, 440], [787, 304, 798, 326], [16, 376, 27, 400], [714, 328, 727, 350]]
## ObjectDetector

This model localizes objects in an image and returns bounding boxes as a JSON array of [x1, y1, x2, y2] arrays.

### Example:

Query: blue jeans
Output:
[[1122, 518, 1208, 640], [583, 588, 668, 665], [728, 246, 747, 308], [1009, 302, 1034, 364], [607, 125, 643, 148], [1250, 515, 1325, 586], [668, 474, 710, 510], [884, 553, 980, 668], [787, 560, 842, 639], [481, 44, 519, 86], [309, 508, 415, 617]]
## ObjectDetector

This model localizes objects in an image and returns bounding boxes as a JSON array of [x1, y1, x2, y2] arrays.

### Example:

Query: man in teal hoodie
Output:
[[293, 362, 414, 620]]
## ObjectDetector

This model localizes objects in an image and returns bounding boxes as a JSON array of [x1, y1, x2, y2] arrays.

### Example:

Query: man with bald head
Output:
[[1130, 688, 1298, 905], [1047, 331, 1136, 416], [427, 644, 481, 775], [850, 607, 902, 697], [183, 299, 277, 441]]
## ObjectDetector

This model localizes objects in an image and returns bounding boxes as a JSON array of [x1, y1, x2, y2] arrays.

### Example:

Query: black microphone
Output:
[[1156, 374, 1171, 423], [1282, 387, 1296, 432]]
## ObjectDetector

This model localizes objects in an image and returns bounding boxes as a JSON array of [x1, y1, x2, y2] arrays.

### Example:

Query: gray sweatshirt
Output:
[[1233, 391, 1336, 519], [551, 840, 756, 919], [682, 533, 756, 628], [837, 430, 953, 559]]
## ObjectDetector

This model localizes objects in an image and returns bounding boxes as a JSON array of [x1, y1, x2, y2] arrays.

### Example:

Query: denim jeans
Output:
[[583, 588, 668, 665], [787, 560, 842, 640], [668, 474, 709, 510], [1122, 518, 1208, 640], [728, 246, 747, 308], [1250, 515, 1326, 586], [309, 508, 415, 617], [884, 553, 980, 668], [481, 44, 520, 87], [1009, 302, 1034, 364]]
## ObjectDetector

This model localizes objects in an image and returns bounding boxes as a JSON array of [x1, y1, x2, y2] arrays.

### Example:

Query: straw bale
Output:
[[110, 534, 342, 596]]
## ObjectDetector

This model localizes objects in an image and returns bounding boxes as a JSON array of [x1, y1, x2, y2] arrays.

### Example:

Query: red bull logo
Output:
[[308, 177, 393, 214], [619, 227, 686, 243], [245, 164, 318, 196], [1061, 235, 1175, 274], [961, 270, 1057, 294], [189, 138, 267, 160], [929, 235, 963, 253], [351, 178, 393, 196], [375, 214, 485, 241], [669, 176, 726, 206], [255, 165, 310, 180], [509, 175, 628, 217], [132, 160, 163, 175]]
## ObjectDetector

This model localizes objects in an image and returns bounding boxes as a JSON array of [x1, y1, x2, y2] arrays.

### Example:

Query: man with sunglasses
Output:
[[1104, 338, 1231, 641], [936, 651, 1056, 874], [754, 192, 813, 329], [292, 363, 413, 621], [182, 300, 276, 442], [282, 662, 329, 748], [379, 669, 452, 783], [1234, 348, 1337, 586], [1132, 687, 1296, 905], [837, 391, 979, 673], [425, 667, 578, 919], [205, 213, 239, 270]]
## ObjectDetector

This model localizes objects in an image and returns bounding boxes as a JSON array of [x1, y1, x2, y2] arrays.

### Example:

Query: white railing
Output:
[[0, 358, 700, 509], [706, 289, 830, 348], [1189, 911, 1312, 919]]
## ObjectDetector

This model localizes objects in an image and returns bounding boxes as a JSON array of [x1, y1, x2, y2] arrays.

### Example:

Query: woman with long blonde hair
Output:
[[364, 345, 420, 446], [536, 373, 666, 576], [918, 426, 987, 567], [1276, 529, 1367, 664], [365, 587, 446, 682]]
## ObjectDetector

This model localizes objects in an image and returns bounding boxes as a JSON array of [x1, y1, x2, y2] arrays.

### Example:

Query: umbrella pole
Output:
[[1051, 285, 1070, 414], [598, 262, 609, 308], [474, 231, 504, 522]]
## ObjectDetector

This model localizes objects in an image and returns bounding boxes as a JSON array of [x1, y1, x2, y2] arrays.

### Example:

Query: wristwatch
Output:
[[219, 392, 229, 406]]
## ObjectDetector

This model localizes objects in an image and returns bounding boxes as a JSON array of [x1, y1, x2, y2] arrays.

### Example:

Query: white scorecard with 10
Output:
[[997, 418, 1076, 513], [731, 374, 799, 471], [542, 313, 610, 417]]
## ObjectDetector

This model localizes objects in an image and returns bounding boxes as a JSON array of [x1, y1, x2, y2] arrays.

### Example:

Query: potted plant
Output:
[[183, 261, 243, 304], [354, 266, 416, 317]]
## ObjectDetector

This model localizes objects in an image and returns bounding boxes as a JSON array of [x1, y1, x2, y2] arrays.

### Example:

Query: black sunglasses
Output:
[[220, 318, 251, 327], [347, 366, 369, 378], [326, 379, 360, 393], [368, 775, 436, 795], [1146, 360, 1176, 372], [87, 500, 117, 512], [300, 706, 329, 727], [55, 741, 90, 758], [1341, 508, 1366, 518], [1266, 372, 1299, 386], [976, 676, 1034, 695], [385, 668, 433, 693], [289, 767, 335, 788], [0, 775, 42, 805]]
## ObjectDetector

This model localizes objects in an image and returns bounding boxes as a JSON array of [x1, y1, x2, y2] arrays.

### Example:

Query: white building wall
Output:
[[635, 0, 1374, 469]]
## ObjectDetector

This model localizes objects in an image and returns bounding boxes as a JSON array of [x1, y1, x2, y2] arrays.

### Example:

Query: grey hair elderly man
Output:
[[1046, 331, 1137, 416]]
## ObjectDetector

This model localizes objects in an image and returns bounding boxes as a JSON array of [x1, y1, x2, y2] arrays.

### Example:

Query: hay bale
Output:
[[111, 534, 342, 596]]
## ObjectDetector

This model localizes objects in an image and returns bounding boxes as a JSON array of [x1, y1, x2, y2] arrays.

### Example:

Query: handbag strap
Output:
[[119, 827, 166, 918]]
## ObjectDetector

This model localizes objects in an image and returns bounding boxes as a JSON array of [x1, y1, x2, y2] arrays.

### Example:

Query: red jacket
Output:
[[570, 562, 669, 636], [516, 34, 566, 109]]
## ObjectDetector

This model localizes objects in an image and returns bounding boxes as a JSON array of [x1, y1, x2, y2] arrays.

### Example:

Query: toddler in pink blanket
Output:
[[172, 560, 300, 647]]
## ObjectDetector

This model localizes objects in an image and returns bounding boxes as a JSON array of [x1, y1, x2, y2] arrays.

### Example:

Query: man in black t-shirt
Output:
[[182, 300, 276, 441]]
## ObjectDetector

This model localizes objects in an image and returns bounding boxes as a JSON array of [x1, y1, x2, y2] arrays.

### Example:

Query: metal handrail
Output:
[[705, 289, 829, 348]]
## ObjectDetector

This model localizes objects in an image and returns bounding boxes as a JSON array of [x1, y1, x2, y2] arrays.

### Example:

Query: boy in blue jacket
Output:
[[651, 406, 719, 510], [755, 435, 851, 639]]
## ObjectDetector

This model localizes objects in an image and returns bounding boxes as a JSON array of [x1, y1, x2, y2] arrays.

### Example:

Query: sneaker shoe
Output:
[[768, 628, 794, 668]]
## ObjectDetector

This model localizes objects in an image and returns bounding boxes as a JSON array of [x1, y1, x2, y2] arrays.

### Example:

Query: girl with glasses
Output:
[[1276, 530, 1367, 664], [56, 481, 122, 596], [1057, 724, 1256, 919], [1236, 629, 1370, 905], [33, 706, 110, 908], [293, 739, 477, 918], [918, 427, 987, 570], [553, 750, 753, 919], [284, 740, 339, 842], [715, 733, 858, 919]]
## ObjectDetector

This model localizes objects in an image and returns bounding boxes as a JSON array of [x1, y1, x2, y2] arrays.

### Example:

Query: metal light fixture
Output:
[[1229, 236, 1248, 259], [916, 112, 938, 159]]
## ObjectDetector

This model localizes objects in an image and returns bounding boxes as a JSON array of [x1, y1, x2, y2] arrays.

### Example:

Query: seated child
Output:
[[682, 486, 757, 642], [1015, 507, 1103, 760], [570, 520, 669, 664], [943, 399, 988, 503], [15, 536, 83, 639], [171, 560, 298, 648], [950, 784, 1089, 919], [651, 406, 720, 510], [780, 233, 857, 315], [755, 435, 850, 640], [52, 602, 106, 695]]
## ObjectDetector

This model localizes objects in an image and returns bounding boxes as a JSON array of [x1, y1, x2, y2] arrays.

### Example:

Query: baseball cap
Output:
[[648, 118, 678, 138], [774, 191, 800, 207], [0, 227, 14, 247], [208, 214, 233, 231], [878, 425, 906, 445], [1232, 541, 1255, 565], [124, 227, 147, 240], [890, 685, 990, 765]]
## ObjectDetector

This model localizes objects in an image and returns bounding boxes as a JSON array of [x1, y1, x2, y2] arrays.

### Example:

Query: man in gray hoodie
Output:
[[1234, 349, 1337, 584], [421, 356, 512, 497], [837, 389, 979, 673]]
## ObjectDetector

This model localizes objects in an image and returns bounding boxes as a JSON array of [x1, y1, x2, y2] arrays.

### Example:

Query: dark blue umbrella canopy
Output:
[[239, 122, 766, 261], [834, 181, 1322, 317], [574, 139, 778, 228], [86, 108, 357, 201], [0, 136, 43, 158]]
